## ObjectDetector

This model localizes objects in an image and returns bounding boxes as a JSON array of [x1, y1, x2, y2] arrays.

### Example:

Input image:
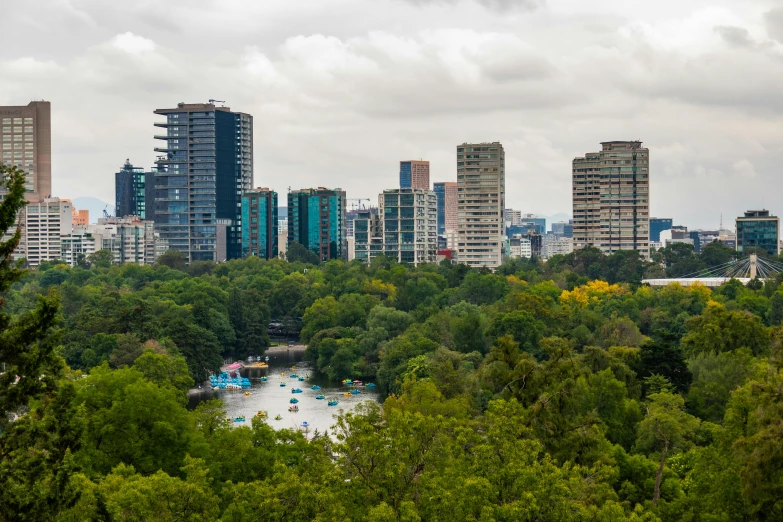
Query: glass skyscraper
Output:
[[115, 159, 154, 219], [152, 102, 252, 262], [288, 188, 346, 261], [241, 188, 278, 259]]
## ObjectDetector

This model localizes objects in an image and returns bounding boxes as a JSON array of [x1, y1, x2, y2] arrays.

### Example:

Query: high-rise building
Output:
[[115, 159, 155, 220], [433, 181, 457, 236], [152, 102, 253, 263], [353, 209, 383, 264], [18, 197, 72, 266], [519, 214, 546, 236], [457, 142, 505, 268], [736, 210, 780, 256], [378, 188, 438, 265], [649, 217, 673, 243], [504, 209, 522, 227], [573, 141, 650, 257], [241, 188, 278, 259], [551, 220, 573, 238], [0, 101, 51, 202], [399, 160, 430, 190], [288, 187, 346, 261]]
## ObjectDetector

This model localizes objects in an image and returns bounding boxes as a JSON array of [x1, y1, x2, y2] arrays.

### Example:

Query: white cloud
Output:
[[0, 0, 781, 229], [112, 32, 156, 54]]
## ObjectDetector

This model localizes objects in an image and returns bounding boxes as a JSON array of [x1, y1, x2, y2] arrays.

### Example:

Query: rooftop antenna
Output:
[[208, 99, 225, 105]]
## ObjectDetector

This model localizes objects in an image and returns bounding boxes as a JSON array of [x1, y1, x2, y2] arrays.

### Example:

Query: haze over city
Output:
[[2, 0, 782, 229]]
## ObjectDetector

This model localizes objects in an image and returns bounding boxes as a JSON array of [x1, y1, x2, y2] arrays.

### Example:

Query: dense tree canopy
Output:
[[1, 206, 782, 519]]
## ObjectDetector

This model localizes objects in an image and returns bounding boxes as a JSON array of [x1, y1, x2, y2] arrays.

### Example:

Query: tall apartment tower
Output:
[[456, 142, 505, 268], [241, 188, 278, 259], [152, 102, 253, 263], [573, 141, 650, 257], [288, 187, 346, 261], [19, 197, 73, 266], [116, 159, 155, 220], [0, 101, 51, 202], [433, 181, 458, 236], [378, 188, 438, 265], [400, 160, 430, 190]]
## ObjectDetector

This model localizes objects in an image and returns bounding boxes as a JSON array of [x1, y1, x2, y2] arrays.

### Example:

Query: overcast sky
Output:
[[1, 0, 782, 228]]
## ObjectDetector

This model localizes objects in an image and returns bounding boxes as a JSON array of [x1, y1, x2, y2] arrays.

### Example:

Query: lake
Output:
[[188, 347, 381, 436]]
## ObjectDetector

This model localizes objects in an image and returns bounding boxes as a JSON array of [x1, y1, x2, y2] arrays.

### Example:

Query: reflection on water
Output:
[[188, 348, 380, 436]]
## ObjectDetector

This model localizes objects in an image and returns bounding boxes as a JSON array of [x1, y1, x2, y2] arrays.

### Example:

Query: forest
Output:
[[1, 166, 782, 520]]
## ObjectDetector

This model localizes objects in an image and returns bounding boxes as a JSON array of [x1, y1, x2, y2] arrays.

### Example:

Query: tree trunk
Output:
[[653, 435, 669, 506]]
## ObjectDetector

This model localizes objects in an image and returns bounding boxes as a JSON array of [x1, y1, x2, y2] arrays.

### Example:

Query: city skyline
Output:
[[2, 1, 781, 230]]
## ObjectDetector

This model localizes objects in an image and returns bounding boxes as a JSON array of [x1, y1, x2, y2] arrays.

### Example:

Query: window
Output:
[[2, 119, 10, 124], [24, 143, 33, 149], [24, 126, 33, 132], [23, 118, 32, 124], [24, 135, 32, 142], [2, 127, 10, 133], [13, 118, 22, 124]]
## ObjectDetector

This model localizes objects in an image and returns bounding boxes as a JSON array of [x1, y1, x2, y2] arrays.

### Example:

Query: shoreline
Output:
[[187, 344, 308, 396]]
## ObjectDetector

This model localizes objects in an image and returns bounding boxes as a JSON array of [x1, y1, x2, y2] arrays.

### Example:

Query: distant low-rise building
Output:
[[508, 236, 532, 259], [543, 235, 573, 258]]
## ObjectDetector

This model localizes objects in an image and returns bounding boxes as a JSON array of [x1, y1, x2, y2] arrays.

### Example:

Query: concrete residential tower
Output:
[[399, 160, 430, 190], [457, 142, 505, 268], [0, 101, 52, 202], [573, 141, 650, 257], [152, 102, 253, 262]]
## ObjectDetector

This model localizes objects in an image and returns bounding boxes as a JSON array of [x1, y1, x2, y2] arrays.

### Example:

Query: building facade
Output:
[[433, 181, 457, 236], [288, 187, 346, 261], [736, 210, 780, 256], [17, 197, 73, 266], [378, 188, 438, 265], [353, 209, 383, 264], [542, 235, 574, 258], [457, 142, 505, 268], [573, 141, 650, 257], [152, 102, 253, 263], [551, 220, 573, 238], [399, 160, 430, 190], [508, 236, 532, 259], [116, 159, 155, 220], [0, 101, 51, 202], [504, 209, 522, 227], [241, 188, 278, 259], [649, 217, 673, 243], [519, 214, 546, 235], [62, 216, 159, 267]]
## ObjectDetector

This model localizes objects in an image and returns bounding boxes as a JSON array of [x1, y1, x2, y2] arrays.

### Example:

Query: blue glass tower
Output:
[[115, 159, 154, 219], [433, 182, 446, 235], [288, 188, 346, 261], [152, 102, 253, 262], [241, 189, 278, 259], [649, 218, 673, 243], [399, 161, 412, 189]]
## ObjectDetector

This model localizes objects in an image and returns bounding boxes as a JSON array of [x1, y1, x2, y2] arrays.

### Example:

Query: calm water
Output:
[[188, 347, 380, 436]]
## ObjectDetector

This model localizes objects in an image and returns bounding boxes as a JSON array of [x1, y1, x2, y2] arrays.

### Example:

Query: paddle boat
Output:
[[233, 416, 246, 423], [315, 394, 325, 400], [291, 388, 303, 394], [265, 356, 269, 362], [328, 400, 338, 406], [350, 389, 361, 395], [244, 391, 251, 396], [288, 405, 299, 412], [275, 414, 282, 420], [256, 411, 266, 418], [280, 382, 286, 387], [289, 374, 298, 379], [290, 398, 299, 404], [301, 421, 309, 428], [343, 392, 352, 397], [298, 377, 305, 382], [280, 372, 286, 377], [343, 379, 353, 385], [261, 376, 268, 382], [311, 385, 321, 391], [366, 383, 376, 388]]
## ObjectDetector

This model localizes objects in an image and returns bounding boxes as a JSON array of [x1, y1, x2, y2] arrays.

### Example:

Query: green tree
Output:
[[634, 391, 700, 506], [286, 241, 320, 264], [155, 249, 187, 270], [86, 249, 113, 269]]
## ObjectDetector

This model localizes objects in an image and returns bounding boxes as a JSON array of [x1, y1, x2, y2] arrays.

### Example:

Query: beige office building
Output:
[[573, 141, 650, 257], [457, 142, 505, 268], [0, 101, 51, 202]]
